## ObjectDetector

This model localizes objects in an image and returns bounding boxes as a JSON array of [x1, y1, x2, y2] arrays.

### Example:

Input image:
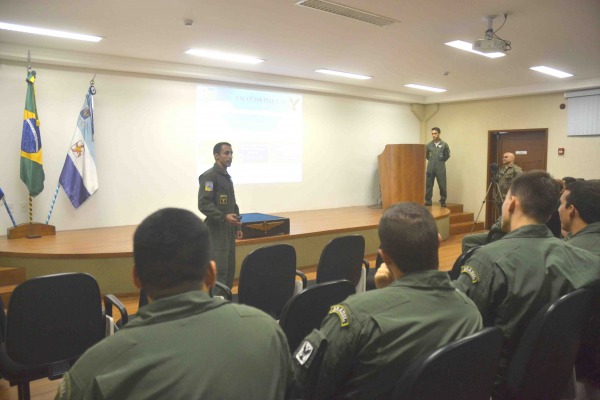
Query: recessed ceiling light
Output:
[[530, 66, 573, 78], [445, 40, 505, 59], [185, 49, 265, 64], [315, 69, 372, 80], [0, 22, 102, 42], [404, 84, 447, 93]]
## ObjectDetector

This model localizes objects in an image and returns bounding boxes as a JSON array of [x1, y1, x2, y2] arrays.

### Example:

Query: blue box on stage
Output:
[[240, 213, 290, 238]]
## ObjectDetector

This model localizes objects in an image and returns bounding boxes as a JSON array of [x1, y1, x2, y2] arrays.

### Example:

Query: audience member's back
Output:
[[57, 208, 291, 400], [453, 171, 600, 396], [293, 203, 482, 399]]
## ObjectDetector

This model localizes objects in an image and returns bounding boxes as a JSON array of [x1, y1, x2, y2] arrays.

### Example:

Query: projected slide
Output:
[[196, 85, 303, 184]]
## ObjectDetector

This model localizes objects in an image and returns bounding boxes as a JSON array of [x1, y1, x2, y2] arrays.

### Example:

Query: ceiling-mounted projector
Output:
[[473, 37, 509, 53], [472, 14, 511, 54]]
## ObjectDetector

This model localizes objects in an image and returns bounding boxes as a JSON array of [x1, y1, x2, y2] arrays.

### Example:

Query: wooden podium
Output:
[[378, 144, 425, 210]]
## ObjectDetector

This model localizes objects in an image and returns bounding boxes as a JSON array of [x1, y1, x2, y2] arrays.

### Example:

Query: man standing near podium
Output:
[[425, 127, 451, 207], [198, 142, 243, 291]]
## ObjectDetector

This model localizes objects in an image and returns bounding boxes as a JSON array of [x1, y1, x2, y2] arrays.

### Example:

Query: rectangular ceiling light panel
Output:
[[296, 0, 398, 27]]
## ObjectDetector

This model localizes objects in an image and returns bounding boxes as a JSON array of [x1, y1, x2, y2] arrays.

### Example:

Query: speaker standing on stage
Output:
[[198, 142, 243, 291], [425, 127, 450, 208]]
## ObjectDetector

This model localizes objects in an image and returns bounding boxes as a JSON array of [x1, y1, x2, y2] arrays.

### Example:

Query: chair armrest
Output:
[[362, 259, 370, 275], [104, 294, 129, 326], [211, 282, 233, 301], [295, 270, 308, 289]]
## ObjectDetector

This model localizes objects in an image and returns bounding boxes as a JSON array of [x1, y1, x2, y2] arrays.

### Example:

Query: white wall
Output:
[[425, 93, 600, 217], [0, 62, 420, 233]]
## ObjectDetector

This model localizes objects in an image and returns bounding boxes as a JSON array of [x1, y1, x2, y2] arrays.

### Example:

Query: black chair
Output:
[[279, 279, 355, 351], [392, 327, 505, 400], [238, 244, 307, 318], [316, 235, 369, 293], [505, 288, 593, 400], [0, 273, 125, 400], [448, 245, 480, 280]]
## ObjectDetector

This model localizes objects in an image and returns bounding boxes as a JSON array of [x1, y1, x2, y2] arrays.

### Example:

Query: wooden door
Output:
[[485, 129, 548, 227]]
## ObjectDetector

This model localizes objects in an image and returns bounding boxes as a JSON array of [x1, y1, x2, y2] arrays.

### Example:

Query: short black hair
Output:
[[213, 142, 232, 155], [134, 208, 211, 296], [431, 127, 441, 134], [378, 202, 439, 274], [509, 170, 561, 223], [565, 180, 600, 224]]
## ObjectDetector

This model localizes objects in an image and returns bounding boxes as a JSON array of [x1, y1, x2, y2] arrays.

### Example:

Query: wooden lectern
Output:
[[378, 144, 425, 210]]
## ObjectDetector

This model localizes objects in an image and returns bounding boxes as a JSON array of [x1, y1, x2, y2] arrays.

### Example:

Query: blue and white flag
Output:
[[58, 88, 98, 208]]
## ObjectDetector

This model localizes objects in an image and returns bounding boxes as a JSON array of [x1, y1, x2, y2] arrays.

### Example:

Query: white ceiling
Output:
[[0, 0, 599, 104]]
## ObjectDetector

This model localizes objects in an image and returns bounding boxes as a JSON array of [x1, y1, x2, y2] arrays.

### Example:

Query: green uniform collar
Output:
[[390, 269, 455, 291], [124, 290, 227, 329], [213, 163, 230, 178], [502, 223, 554, 240], [571, 221, 600, 238]]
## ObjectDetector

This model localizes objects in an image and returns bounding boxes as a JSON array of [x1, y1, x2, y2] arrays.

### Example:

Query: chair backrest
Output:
[[316, 235, 365, 287], [5, 273, 105, 367], [506, 288, 593, 400], [238, 244, 297, 318], [392, 327, 505, 400], [448, 245, 480, 280], [279, 279, 355, 351]]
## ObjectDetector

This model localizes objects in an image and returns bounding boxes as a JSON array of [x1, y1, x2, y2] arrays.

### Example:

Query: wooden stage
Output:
[[0, 205, 450, 294]]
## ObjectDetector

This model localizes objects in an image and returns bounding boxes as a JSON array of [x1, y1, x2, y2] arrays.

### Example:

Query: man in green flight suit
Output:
[[425, 127, 451, 207], [498, 152, 523, 199], [198, 142, 242, 291], [453, 171, 600, 398], [292, 202, 482, 400], [559, 179, 600, 388], [55, 208, 292, 400]]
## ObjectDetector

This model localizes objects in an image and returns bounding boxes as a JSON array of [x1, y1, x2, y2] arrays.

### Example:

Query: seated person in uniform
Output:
[[559, 179, 600, 388], [292, 202, 483, 399], [453, 171, 600, 398], [56, 208, 292, 400]]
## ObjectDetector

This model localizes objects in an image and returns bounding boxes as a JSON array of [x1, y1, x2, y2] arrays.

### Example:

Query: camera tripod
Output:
[[472, 175, 504, 233]]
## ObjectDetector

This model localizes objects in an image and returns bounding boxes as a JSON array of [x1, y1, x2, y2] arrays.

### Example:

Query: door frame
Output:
[[485, 128, 548, 228]]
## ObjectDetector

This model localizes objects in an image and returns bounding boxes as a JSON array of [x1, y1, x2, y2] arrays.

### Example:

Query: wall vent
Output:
[[296, 0, 398, 27]]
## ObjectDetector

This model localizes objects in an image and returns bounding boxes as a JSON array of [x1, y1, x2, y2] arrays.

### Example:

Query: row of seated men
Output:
[[55, 171, 600, 400]]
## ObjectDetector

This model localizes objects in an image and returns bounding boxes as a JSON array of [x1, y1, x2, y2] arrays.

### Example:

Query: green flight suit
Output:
[[425, 140, 450, 205], [565, 222, 600, 385], [198, 163, 240, 288], [56, 291, 292, 400], [293, 270, 482, 400], [454, 224, 600, 397], [498, 163, 523, 198]]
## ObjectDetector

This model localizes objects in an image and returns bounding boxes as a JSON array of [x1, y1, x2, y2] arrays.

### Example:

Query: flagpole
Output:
[[46, 183, 60, 224], [1, 198, 17, 228], [28, 195, 33, 224]]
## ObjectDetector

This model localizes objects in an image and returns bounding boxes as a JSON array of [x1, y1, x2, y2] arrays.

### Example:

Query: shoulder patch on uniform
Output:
[[204, 181, 213, 191], [460, 265, 479, 284], [329, 304, 350, 327], [295, 340, 314, 365]]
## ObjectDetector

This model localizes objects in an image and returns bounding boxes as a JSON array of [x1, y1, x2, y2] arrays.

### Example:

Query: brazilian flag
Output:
[[20, 70, 45, 197]]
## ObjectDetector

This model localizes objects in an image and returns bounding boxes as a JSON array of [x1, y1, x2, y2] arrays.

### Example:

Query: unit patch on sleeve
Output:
[[295, 340, 314, 366], [219, 194, 228, 205], [329, 304, 350, 327], [460, 265, 480, 284], [204, 181, 214, 192]]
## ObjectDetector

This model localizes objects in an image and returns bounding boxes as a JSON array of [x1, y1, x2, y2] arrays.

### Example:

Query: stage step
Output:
[[0, 266, 26, 305], [434, 203, 485, 236], [450, 211, 477, 224], [450, 221, 486, 235]]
